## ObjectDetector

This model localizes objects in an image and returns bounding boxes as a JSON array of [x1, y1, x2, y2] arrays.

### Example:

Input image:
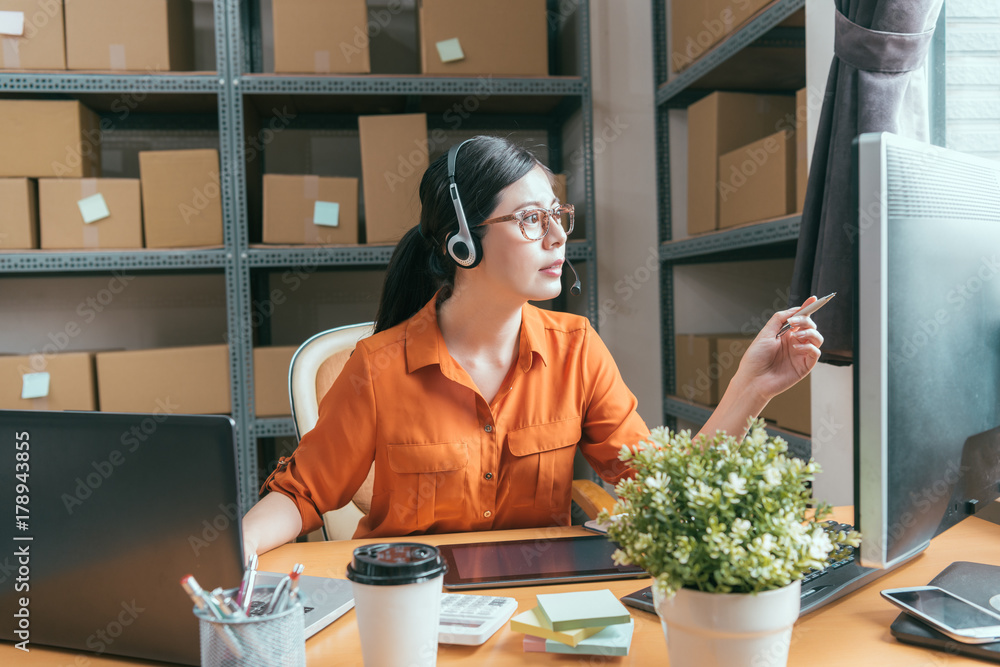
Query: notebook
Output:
[[0, 409, 353, 665]]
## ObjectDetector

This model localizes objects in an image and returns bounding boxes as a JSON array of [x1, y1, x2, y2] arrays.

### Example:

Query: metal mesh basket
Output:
[[195, 591, 305, 667]]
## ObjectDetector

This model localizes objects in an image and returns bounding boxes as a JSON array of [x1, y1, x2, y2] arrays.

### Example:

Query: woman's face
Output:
[[472, 165, 569, 304]]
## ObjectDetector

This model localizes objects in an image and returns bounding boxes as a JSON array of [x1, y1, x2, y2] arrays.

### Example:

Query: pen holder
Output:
[[193, 589, 305, 667]]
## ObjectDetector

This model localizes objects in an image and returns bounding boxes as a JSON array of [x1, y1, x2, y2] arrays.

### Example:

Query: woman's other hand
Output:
[[737, 296, 824, 402]]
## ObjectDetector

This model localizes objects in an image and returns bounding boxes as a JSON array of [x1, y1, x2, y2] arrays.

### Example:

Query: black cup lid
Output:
[[346, 543, 448, 586]]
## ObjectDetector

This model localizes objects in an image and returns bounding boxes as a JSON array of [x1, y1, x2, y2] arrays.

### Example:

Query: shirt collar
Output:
[[404, 295, 549, 374]]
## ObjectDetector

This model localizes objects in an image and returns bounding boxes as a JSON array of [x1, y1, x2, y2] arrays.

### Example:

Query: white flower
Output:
[[722, 472, 747, 498], [763, 467, 782, 486]]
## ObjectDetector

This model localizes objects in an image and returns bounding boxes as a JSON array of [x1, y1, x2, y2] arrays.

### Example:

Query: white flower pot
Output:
[[654, 580, 801, 667]]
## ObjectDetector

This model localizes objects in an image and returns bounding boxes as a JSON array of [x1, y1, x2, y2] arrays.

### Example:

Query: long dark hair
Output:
[[374, 135, 542, 333]]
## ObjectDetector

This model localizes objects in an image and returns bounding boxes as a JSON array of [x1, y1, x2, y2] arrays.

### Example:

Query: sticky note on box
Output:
[[435, 38, 465, 63], [21, 372, 50, 399], [313, 201, 340, 227], [0, 11, 25, 36], [77, 193, 111, 224]]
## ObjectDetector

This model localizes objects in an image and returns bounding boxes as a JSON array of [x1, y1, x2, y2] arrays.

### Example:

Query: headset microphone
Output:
[[445, 139, 482, 268], [565, 258, 582, 296]]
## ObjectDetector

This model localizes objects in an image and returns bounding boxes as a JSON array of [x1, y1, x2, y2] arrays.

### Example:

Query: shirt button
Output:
[[484, 472, 493, 480], [484, 424, 493, 433], [483, 510, 492, 518]]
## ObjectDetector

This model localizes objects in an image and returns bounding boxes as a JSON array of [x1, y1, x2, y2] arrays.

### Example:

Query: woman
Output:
[[242, 135, 823, 558]]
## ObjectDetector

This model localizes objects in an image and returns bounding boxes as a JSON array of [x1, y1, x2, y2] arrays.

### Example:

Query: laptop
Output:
[[0, 409, 353, 665]]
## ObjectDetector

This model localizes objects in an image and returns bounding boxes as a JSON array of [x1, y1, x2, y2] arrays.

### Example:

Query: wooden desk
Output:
[[6, 509, 1000, 666]]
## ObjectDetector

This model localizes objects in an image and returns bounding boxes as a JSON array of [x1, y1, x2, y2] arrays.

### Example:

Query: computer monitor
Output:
[[855, 131, 1000, 569]]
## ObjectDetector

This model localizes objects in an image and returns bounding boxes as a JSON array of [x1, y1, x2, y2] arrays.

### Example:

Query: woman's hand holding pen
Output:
[[737, 296, 825, 402]]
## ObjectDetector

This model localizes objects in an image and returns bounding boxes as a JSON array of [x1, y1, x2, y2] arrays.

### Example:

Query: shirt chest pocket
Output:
[[385, 441, 469, 526], [506, 417, 582, 510]]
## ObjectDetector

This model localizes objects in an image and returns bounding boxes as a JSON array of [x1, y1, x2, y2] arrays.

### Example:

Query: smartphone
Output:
[[881, 586, 1000, 644]]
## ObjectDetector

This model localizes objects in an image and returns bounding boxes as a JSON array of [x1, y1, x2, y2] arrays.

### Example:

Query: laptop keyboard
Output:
[[246, 597, 315, 617]]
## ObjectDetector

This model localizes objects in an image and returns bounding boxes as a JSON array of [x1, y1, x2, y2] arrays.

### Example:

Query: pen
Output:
[[180, 575, 244, 659], [776, 292, 837, 338], [237, 553, 259, 611], [285, 564, 305, 611]]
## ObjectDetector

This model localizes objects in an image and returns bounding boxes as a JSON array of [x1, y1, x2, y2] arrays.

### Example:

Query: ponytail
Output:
[[374, 225, 454, 333]]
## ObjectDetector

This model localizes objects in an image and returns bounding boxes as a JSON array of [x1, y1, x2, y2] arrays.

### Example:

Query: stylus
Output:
[[776, 292, 837, 338]]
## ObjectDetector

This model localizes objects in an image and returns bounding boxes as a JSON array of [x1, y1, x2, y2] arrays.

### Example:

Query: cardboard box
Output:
[[670, 0, 771, 73], [419, 0, 547, 76], [39, 178, 142, 249], [0, 352, 96, 411], [767, 375, 811, 435], [796, 87, 808, 212], [64, 0, 193, 71], [675, 334, 718, 406], [714, 335, 810, 435], [0, 100, 101, 178], [718, 129, 796, 229], [139, 149, 222, 248], [262, 174, 359, 245], [95, 345, 231, 414], [253, 346, 296, 417], [0, 178, 37, 249], [551, 173, 567, 204], [0, 0, 67, 69], [686, 92, 795, 235], [272, 0, 369, 74], [359, 114, 427, 244]]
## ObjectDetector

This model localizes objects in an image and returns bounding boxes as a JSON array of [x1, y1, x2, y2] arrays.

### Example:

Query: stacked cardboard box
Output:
[[0, 0, 67, 69], [686, 92, 795, 235], [63, 0, 193, 71], [39, 178, 143, 249], [253, 346, 297, 417], [0, 352, 97, 411], [272, 0, 370, 74], [359, 113, 428, 245], [670, 0, 792, 74], [418, 0, 547, 76], [95, 345, 231, 414], [0, 100, 101, 178], [262, 175, 359, 245], [138, 149, 223, 248], [796, 86, 809, 212], [0, 178, 38, 249], [717, 129, 796, 229]]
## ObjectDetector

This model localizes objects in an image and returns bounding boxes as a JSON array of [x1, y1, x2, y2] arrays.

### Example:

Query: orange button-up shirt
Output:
[[263, 296, 650, 539]]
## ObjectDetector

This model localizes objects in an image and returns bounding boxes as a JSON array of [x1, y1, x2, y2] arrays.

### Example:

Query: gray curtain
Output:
[[789, 0, 945, 363]]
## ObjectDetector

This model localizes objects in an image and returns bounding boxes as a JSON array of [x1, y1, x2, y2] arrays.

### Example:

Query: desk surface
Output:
[[7, 508, 1000, 666]]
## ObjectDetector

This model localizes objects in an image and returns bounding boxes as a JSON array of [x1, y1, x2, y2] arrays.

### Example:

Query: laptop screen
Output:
[[0, 410, 244, 666]]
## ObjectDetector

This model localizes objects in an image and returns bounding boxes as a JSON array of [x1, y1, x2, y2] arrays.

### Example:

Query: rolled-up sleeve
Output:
[[260, 342, 378, 535], [578, 321, 649, 485]]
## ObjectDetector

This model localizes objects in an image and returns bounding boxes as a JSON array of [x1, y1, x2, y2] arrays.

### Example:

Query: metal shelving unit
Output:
[[653, 0, 811, 454], [0, 1, 597, 512], [226, 0, 598, 510]]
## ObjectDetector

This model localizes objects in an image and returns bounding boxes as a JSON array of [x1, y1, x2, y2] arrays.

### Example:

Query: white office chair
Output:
[[288, 322, 376, 541], [288, 321, 617, 541]]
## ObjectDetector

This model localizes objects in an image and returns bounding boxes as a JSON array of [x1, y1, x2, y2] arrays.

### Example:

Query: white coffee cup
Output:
[[346, 543, 448, 667]]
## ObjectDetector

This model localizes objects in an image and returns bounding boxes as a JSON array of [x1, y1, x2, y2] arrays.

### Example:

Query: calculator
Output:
[[438, 593, 518, 645]]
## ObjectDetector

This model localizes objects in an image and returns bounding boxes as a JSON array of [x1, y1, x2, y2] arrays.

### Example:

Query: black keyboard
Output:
[[620, 522, 902, 616]]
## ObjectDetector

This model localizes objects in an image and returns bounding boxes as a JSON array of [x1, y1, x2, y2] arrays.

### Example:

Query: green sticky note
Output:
[[545, 619, 634, 656], [21, 372, 50, 400], [313, 201, 340, 227], [535, 589, 631, 631], [435, 38, 465, 63], [77, 193, 110, 224]]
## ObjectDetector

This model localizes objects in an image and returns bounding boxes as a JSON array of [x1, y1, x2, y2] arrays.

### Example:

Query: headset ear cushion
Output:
[[446, 232, 483, 269]]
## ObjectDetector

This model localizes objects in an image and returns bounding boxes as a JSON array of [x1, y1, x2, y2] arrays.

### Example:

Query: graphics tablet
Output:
[[438, 535, 648, 590]]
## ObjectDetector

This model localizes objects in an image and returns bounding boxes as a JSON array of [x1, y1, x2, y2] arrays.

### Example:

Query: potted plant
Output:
[[598, 419, 860, 667]]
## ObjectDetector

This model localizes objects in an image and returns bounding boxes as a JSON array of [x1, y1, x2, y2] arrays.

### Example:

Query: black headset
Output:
[[442, 139, 582, 296], [445, 139, 483, 268]]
